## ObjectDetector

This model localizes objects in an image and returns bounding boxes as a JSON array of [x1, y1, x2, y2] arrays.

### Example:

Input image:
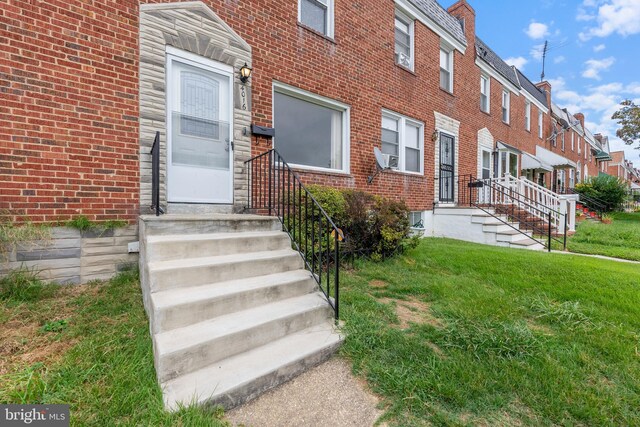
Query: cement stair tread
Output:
[[148, 249, 299, 272], [147, 230, 286, 244], [510, 237, 543, 247], [154, 292, 330, 356], [151, 269, 314, 310], [161, 322, 343, 410]]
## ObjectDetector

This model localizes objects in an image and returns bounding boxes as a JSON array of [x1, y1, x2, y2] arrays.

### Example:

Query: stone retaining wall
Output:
[[1, 226, 138, 285]]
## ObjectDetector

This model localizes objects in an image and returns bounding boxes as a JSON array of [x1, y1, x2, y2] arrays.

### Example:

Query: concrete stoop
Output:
[[138, 214, 343, 411], [433, 207, 545, 251]]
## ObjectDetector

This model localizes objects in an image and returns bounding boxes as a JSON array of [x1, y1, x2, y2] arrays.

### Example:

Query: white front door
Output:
[[167, 49, 233, 204]]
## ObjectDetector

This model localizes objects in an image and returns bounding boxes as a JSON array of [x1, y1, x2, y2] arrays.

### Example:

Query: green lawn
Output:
[[340, 238, 640, 426], [566, 212, 640, 261], [0, 269, 228, 426]]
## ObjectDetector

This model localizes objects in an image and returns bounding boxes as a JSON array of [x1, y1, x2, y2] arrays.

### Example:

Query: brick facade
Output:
[[1, 0, 613, 224]]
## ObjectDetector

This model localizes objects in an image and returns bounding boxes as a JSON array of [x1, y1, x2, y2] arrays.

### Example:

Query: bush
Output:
[[303, 186, 418, 260], [575, 175, 629, 212]]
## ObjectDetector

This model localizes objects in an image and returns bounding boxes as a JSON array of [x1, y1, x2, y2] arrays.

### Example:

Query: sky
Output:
[[465, 0, 640, 168]]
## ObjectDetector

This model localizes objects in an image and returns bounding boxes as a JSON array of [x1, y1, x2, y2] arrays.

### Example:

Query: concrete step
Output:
[[140, 214, 281, 236], [496, 229, 532, 243], [482, 222, 520, 233], [510, 238, 545, 250], [471, 213, 508, 224], [162, 322, 343, 411], [148, 249, 304, 292], [147, 231, 291, 262], [150, 270, 317, 333], [154, 293, 333, 383]]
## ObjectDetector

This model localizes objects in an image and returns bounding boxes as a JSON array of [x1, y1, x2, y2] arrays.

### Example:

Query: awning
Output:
[[521, 152, 554, 172], [535, 146, 577, 169], [594, 150, 612, 161], [497, 141, 522, 154], [631, 182, 640, 193]]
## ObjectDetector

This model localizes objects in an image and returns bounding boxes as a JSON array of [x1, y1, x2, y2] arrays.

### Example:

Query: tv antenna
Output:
[[540, 40, 548, 82]]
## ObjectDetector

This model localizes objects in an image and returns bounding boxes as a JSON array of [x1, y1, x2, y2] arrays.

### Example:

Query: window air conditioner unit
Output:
[[398, 53, 411, 68], [382, 153, 399, 169]]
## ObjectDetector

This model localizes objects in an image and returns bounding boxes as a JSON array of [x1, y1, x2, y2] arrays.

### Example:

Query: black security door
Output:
[[439, 133, 455, 202]]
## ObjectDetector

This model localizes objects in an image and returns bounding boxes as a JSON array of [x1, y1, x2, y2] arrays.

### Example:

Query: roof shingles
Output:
[[409, 0, 467, 47]]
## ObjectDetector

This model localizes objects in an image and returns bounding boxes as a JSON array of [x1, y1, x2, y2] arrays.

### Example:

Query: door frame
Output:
[[438, 132, 456, 203], [165, 46, 234, 204]]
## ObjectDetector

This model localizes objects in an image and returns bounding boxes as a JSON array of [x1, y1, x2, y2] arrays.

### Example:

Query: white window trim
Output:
[[571, 132, 575, 151], [394, 9, 414, 71], [272, 81, 350, 174], [480, 74, 490, 113], [538, 110, 543, 139], [382, 109, 424, 175], [502, 90, 510, 124], [298, 0, 335, 38], [525, 101, 531, 132], [440, 41, 454, 92]]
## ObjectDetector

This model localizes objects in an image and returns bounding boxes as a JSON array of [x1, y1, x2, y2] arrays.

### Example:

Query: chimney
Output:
[[447, 0, 475, 45], [535, 81, 552, 107], [574, 113, 585, 129]]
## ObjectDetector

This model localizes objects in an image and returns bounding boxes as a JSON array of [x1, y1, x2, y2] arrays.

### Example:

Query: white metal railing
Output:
[[477, 174, 564, 232]]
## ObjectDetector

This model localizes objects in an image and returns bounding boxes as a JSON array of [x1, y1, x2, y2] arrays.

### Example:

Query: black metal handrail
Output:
[[150, 131, 164, 216], [244, 149, 343, 320]]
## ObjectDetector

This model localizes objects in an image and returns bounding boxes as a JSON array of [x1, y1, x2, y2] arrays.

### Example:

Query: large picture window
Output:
[[381, 110, 424, 174], [273, 84, 349, 172]]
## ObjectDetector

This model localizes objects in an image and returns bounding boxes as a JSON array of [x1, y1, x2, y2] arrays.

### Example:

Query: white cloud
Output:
[[549, 77, 640, 165], [579, 0, 640, 41], [505, 56, 528, 70], [593, 43, 606, 52], [582, 57, 615, 80], [554, 56, 566, 64], [525, 22, 550, 40], [530, 43, 546, 61]]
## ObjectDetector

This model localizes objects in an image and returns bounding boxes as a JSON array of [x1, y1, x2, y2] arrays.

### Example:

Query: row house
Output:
[[1, 0, 620, 411]]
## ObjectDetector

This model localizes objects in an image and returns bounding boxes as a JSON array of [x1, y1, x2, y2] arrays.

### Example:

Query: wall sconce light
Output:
[[239, 63, 252, 84], [431, 130, 439, 142]]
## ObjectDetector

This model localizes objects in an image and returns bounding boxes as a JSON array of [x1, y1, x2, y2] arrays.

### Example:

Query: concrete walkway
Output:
[[226, 357, 384, 427], [551, 250, 640, 264]]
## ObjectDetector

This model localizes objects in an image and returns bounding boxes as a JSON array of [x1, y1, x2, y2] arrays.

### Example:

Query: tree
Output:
[[612, 100, 640, 149]]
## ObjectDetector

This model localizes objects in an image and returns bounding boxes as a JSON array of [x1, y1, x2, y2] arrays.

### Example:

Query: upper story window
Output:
[[578, 137, 581, 154], [394, 11, 414, 70], [502, 90, 510, 124], [571, 132, 575, 151], [273, 83, 349, 172], [299, 0, 334, 38], [440, 46, 453, 92], [381, 110, 424, 174], [480, 74, 490, 113], [561, 132, 565, 151], [538, 110, 543, 139], [525, 101, 531, 132]]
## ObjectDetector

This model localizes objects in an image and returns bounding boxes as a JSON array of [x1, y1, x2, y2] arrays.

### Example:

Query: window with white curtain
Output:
[[381, 110, 423, 174], [273, 84, 348, 172], [525, 101, 531, 131], [538, 110, 543, 139]]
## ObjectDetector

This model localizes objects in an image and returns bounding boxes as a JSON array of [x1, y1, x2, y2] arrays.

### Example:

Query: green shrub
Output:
[[302, 186, 417, 261], [575, 175, 629, 212]]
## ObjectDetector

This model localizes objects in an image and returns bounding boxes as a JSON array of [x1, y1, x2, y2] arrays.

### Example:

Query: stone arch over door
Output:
[[139, 2, 252, 214]]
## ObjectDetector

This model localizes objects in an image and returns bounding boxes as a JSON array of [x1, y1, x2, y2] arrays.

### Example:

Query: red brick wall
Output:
[[1, 0, 604, 223], [1, 0, 140, 223]]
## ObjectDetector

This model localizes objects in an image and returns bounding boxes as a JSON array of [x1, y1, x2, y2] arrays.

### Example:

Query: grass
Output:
[[0, 268, 228, 426], [566, 211, 640, 261], [340, 238, 640, 426]]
